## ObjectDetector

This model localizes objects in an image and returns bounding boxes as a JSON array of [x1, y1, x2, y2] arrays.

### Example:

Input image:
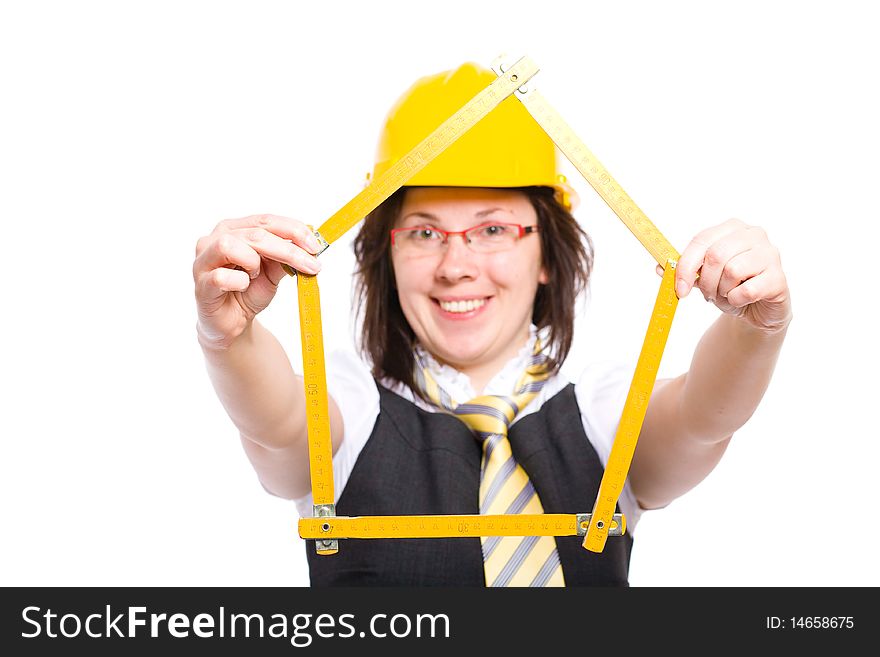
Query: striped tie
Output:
[[415, 342, 565, 587]]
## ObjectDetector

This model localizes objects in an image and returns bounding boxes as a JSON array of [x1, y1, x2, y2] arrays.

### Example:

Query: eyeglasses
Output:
[[390, 222, 539, 255]]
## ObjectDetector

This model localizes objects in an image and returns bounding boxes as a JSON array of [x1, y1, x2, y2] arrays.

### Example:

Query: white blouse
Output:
[[293, 328, 646, 533]]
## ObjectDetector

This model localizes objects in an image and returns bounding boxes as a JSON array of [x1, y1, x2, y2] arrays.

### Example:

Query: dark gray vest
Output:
[[306, 381, 633, 586]]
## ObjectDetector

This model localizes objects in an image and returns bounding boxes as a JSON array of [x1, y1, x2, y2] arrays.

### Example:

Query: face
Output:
[[391, 187, 548, 381]]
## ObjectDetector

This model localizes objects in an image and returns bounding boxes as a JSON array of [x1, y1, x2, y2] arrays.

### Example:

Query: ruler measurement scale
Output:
[[300, 514, 625, 540], [296, 273, 334, 506], [583, 262, 678, 551], [512, 85, 679, 268], [285, 56, 682, 554]]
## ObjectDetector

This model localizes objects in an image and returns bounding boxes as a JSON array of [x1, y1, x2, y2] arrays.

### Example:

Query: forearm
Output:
[[198, 318, 304, 448], [679, 313, 789, 443]]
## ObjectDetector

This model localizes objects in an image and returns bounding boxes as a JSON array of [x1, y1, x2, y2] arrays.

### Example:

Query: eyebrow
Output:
[[400, 207, 508, 225]]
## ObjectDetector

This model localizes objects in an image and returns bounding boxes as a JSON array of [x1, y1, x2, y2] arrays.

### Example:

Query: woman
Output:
[[193, 63, 792, 586]]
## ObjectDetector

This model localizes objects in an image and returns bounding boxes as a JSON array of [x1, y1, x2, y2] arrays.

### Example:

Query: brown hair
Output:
[[352, 186, 594, 403]]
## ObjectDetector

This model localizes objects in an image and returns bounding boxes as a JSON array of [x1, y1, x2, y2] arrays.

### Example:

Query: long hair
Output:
[[352, 186, 594, 404]]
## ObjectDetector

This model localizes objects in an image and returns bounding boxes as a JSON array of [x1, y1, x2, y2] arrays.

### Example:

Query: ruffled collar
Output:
[[414, 324, 549, 400]]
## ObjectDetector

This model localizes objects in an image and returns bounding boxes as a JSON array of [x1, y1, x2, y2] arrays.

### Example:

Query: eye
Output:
[[415, 228, 440, 241], [401, 227, 440, 241], [478, 224, 509, 238]]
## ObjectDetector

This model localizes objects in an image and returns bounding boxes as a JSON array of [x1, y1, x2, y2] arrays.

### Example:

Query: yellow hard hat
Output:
[[370, 62, 576, 210]]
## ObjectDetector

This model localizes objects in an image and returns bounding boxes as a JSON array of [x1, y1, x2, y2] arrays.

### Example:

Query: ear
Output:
[[538, 264, 549, 285]]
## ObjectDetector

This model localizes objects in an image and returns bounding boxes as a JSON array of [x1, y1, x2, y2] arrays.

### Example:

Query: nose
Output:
[[434, 233, 478, 282]]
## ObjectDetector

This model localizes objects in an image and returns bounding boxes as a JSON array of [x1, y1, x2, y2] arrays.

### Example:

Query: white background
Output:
[[2, 0, 877, 587]]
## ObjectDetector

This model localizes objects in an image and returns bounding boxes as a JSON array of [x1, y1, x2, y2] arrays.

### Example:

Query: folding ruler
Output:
[[283, 55, 680, 556]]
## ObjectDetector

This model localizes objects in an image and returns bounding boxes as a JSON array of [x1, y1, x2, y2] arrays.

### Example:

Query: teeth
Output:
[[439, 298, 486, 313]]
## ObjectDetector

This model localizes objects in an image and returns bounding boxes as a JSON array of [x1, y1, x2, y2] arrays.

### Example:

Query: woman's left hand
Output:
[[668, 218, 793, 334]]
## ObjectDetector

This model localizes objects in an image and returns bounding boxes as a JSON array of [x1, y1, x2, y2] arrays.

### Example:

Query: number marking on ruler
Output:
[[584, 261, 679, 552], [300, 513, 625, 539], [510, 84, 679, 267], [296, 273, 334, 506]]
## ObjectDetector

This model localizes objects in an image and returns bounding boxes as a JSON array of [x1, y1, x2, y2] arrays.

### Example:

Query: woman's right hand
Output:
[[193, 214, 323, 350]]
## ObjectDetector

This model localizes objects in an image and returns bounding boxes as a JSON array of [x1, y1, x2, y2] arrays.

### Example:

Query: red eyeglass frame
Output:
[[390, 222, 540, 247]]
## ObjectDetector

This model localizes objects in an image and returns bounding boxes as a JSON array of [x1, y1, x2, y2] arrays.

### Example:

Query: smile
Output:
[[437, 298, 487, 313]]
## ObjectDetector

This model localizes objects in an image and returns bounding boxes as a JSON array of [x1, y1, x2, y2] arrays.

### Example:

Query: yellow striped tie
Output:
[[415, 344, 565, 587]]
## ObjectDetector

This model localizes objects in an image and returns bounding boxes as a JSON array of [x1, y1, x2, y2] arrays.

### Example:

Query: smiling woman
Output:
[[193, 61, 792, 587], [356, 185, 592, 399]]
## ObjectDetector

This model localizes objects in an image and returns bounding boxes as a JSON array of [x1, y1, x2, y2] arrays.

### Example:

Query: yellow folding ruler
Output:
[[284, 54, 680, 556]]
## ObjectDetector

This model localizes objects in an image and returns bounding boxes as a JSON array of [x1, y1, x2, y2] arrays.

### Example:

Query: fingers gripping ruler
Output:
[[284, 55, 680, 556]]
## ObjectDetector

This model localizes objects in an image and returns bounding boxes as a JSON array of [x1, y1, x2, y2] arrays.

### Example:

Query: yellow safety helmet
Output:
[[370, 62, 577, 210]]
